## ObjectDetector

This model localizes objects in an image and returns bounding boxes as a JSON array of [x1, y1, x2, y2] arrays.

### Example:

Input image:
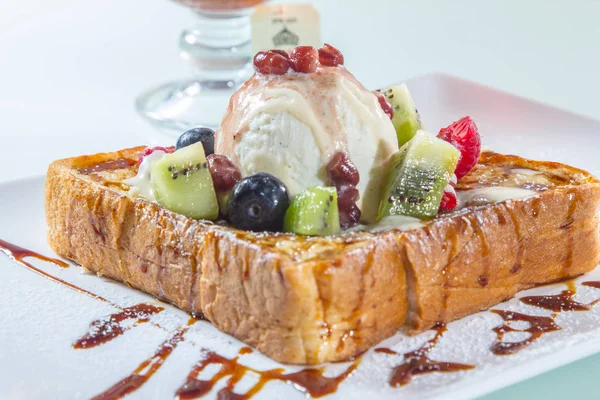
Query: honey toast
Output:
[[45, 147, 600, 364]]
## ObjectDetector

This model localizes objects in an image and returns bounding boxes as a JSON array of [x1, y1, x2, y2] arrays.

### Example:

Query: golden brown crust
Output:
[[403, 187, 600, 332], [45, 147, 600, 364]]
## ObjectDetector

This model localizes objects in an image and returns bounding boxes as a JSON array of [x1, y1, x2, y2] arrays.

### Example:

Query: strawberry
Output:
[[437, 116, 481, 179], [439, 188, 458, 212], [138, 146, 173, 165]]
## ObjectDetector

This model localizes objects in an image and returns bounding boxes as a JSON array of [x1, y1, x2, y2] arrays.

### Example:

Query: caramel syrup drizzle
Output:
[[0, 238, 110, 303], [520, 289, 600, 312], [73, 304, 164, 349], [490, 310, 561, 356], [374, 324, 474, 387], [176, 349, 359, 399], [91, 325, 191, 400]]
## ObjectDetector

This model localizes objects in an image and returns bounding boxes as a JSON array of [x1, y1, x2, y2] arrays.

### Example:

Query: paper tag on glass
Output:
[[251, 4, 321, 53]]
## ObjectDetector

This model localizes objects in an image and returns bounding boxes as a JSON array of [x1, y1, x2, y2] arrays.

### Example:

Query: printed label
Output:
[[251, 4, 321, 53]]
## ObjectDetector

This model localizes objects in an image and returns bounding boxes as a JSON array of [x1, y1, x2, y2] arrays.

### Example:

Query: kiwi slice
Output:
[[284, 186, 340, 236], [150, 142, 219, 220], [378, 130, 459, 220], [380, 83, 422, 147], [217, 191, 231, 217]]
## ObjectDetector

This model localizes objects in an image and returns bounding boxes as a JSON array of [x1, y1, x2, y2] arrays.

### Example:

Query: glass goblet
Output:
[[136, 0, 270, 135]]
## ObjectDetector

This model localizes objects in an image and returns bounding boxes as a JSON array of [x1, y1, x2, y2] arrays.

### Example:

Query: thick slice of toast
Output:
[[45, 147, 600, 364]]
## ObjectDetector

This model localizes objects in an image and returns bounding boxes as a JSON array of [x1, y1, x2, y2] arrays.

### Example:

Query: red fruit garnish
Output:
[[437, 116, 481, 179], [290, 46, 318, 73], [439, 189, 457, 212], [374, 91, 394, 119], [138, 146, 173, 165], [253, 50, 291, 75], [326, 152, 360, 186], [336, 184, 361, 229], [318, 43, 344, 67], [270, 49, 289, 59], [339, 203, 361, 229], [336, 184, 360, 210], [206, 154, 241, 192]]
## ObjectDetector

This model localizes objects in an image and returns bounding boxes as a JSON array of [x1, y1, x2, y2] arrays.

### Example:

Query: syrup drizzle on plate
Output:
[[583, 281, 600, 289], [520, 289, 600, 312], [490, 310, 561, 356], [0, 238, 110, 303], [374, 324, 474, 387], [73, 304, 164, 349], [176, 349, 358, 399], [491, 278, 600, 355], [91, 325, 191, 400]]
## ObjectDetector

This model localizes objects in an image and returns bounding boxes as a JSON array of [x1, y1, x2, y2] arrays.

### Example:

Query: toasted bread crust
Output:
[[45, 147, 600, 364]]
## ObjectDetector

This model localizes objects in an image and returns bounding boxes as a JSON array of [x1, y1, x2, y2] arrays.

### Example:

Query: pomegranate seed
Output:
[[138, 146, 173, 165], [326, 152, 360, 186], [289, 46, 318, 73], [206, 154, 241, 192], [439, 189, 458, 212], [437, 116, 481, 179], [318, 43, 344, 67], [253, 50, 291, 75], [374, 91, 394, 119]]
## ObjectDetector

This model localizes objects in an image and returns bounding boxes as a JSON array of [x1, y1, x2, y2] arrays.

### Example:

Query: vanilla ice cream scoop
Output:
[[215, 56, 398, 223]]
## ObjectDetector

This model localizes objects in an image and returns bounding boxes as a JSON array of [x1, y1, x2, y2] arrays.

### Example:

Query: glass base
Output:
[[135, 5, 258, 137], [135, 78, 239, 136]]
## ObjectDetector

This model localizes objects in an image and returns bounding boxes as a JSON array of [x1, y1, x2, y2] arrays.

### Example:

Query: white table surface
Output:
[[1, 0, 599, 398]]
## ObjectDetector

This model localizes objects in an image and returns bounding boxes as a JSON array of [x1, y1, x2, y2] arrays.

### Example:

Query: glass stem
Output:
[[179, 11, 253, 83]]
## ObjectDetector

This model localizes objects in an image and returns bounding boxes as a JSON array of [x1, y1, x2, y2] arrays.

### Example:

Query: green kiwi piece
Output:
[[378, 130, 459, 220], [284, 186, 340, 236], [217, 191, 231, 217], [380, 83, 422, 147], [150, 142, 219, 220]]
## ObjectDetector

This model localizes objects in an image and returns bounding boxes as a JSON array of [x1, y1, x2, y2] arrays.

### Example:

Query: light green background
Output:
[[481, 353, 599, 399]]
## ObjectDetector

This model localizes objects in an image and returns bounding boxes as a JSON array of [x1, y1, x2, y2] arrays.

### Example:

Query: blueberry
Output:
[[176, 127, 215, 155], [228, 173, 290, 232]]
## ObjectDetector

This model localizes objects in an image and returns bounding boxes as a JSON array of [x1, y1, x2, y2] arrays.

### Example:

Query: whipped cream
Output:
[[123, 151, 167, 202], [215, 66, 399, 223], [349, 215, 426, 233], [457, 187, 537, 208]]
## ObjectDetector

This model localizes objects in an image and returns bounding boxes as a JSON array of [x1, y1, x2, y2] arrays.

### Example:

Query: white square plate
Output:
[[1, 74, 599, 400]]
